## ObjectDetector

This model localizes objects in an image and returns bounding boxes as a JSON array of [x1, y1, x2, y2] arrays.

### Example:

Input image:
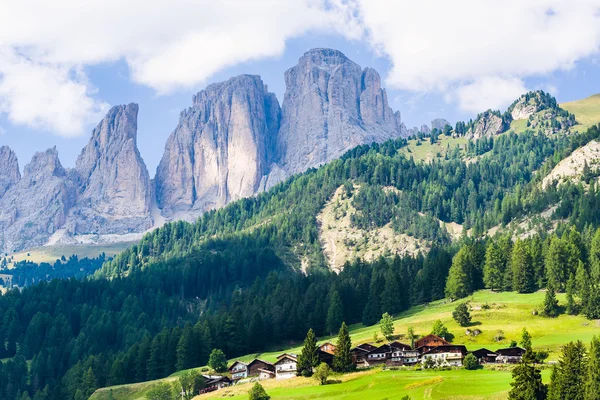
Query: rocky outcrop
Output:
[[420, 124, 431, 135], [431, 118, 451, 131], [275, 48, 405, 176], [466, 111, 506, 139], [0, 148, 76, 252], [67, 103, 153, 234], [0, 146, 20, 198], [155, 75, 280, 219]]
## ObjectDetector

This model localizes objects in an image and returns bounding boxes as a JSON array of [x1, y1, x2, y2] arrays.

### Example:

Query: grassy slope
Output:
[[561, 93, 600, 132], [5, 243, 132, 267], [92, 289, 594, 400], [399, 136, 469, 163]]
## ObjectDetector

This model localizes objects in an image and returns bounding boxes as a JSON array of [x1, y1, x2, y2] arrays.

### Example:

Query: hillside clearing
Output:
[[92, 289, 594, 400], [317, 185, 427, 271]]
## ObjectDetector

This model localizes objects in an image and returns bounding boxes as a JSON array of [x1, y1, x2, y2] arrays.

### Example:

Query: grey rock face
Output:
[[155, 75, 280, 219], [0, 146, 20, 198], [0, 148, 76, 252], [67, 103, 153, 234], [276, 48, 405, 175], [466, 111, 506, 139], [420, 124, 431, 135], [431, 118, 451, 131]]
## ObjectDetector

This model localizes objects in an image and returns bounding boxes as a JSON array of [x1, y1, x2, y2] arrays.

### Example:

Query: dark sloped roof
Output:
[[496, 347, 526, 356]]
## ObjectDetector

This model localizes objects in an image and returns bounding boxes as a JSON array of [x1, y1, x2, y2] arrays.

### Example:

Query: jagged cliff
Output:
[[155, 75, 280, 219], [67, 103, 153, 234], [275, 49, 404, 177], [0, 148, 76, 252], [0, 146, 20, 198]]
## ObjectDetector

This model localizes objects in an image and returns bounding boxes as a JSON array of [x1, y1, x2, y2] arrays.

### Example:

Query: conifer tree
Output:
[[585, 336, 600, 400], [445, 247, 474, 299], [333, 322, 354, 373], [297, 329, 319, 377], [566, 273, 577, 315], [548, 341, 587, 400], [508, 349, 547, 400], [590, 229, 600, 282], [543, 285, 560, 317], [483, 242, 504, 291], [512, 240, 535, 293], [326, 291, 344, 335], [520, 328, 532, 352]]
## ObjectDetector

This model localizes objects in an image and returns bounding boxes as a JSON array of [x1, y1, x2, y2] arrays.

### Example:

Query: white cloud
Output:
[[0, 0, 359, 136], [1, 0, 600, 135], [346, 0, 600, 111], [452, 76, 527, 113]]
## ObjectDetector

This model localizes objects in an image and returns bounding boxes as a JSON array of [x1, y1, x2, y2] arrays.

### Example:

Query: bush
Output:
[[463, 354, 479, 370], [452, 303, 472, 327], [313, 362, 331, 385], [248, 383, 270, 400]]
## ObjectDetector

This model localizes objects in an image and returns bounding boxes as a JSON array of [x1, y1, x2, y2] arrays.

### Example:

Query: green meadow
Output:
[[92, 289, 595, 400]]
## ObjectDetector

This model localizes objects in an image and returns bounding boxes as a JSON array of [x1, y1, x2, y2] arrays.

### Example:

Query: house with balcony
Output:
[[421, 345, 467, 367], [351, 343, 378, 368], [274, 353, 298, 380], [496, 347, 526, 364], [387, 342, 420, 366], [228, 361, 248, 381]]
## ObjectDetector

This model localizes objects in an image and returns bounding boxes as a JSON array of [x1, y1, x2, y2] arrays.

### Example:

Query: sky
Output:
[[1, 0, 600, 175]]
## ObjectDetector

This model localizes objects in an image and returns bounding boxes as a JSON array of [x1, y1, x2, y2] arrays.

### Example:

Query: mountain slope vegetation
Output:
[[1, 92, 600, 400]]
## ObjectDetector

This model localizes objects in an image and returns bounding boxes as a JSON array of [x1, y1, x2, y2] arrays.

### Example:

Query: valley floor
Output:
[[91, 289, 593, 400]]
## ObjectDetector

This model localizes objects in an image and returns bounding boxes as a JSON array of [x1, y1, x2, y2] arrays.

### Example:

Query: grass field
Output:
[[5, 243, 133, 267], [561, 93, 600, 132], [400, 136, 469, 163], [91, 289, 597, 400]]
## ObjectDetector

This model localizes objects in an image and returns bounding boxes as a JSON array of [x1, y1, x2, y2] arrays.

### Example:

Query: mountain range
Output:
[[0, 48, 444, 253], [0, 48, 585, 254]]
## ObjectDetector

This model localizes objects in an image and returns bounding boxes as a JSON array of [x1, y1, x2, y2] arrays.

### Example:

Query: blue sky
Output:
[[1, 1, 600, 174]]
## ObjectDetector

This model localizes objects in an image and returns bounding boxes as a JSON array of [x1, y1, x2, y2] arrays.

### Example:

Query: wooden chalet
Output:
[[387, 342, 420, 366], [248, 359, 275, 376], [228, 360, 248, 381], [258, 368, 276, 380], [318, 342, 337, 366], [228, 359, 274, 381], [414, 334, 450, 353], [199, 375, 231, 394], [365, 343, 392, 366], [274, 353, 298, 380], [421, 345, 467, 367], [496, 347, 526, 364], [470, 348, 498, 364], [351, 343, 378, 368]]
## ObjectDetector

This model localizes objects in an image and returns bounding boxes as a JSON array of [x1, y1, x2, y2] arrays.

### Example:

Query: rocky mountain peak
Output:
[[0, 145, 20, 197], [155, 74, 280, 219], [276, 48, 405, 176], [23, 147, 66, 184], [68, 103, 152, 235]]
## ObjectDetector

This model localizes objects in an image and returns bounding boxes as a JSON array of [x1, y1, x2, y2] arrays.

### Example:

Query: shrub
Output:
[[313, 362, 331, 385], [452, 303, 472, 327], [463, 354, 479, 370], [248, 383, 270, 400]]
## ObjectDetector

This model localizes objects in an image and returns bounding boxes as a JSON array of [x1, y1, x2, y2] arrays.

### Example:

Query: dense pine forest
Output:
[[2, 114, 600, 399]]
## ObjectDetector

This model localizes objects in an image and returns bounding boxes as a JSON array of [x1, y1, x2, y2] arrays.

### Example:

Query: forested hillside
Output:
[[2, 91, 600, 400]]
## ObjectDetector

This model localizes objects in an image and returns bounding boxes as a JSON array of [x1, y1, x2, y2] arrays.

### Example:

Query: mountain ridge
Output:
[[0, 50, 597, 253]]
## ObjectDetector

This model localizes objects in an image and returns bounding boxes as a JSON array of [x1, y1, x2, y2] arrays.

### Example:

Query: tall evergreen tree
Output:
[[333, 322, 354, 373], [483, 242, 505, 291], [508, 349, 547, 400], [512, 239, 535, 293], [297, 329, 319, 377], [566, 274, 577, 315], [585, 336, 600, 400], [445, 246, 475, 299], [326, 291, 344, 335], [548, 341, 587, 400], [543, 285, 560, 317]]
